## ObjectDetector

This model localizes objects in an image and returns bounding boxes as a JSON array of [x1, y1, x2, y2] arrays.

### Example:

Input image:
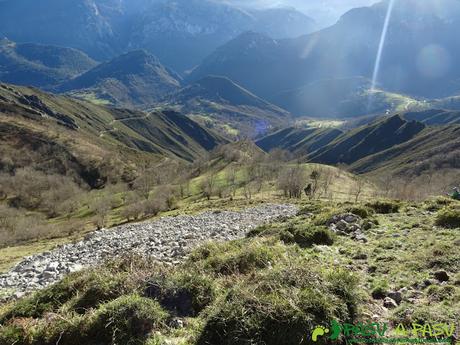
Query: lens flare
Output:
[[371, 0, 396, 91], [367, 0, 396, 112]]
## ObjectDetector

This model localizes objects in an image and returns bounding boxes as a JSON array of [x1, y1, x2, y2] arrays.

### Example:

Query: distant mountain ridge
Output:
[[0, 0, 316, 72], [0, 38, 97, 89], [60, 50, 181, 108], [188, 0, 460, 114]]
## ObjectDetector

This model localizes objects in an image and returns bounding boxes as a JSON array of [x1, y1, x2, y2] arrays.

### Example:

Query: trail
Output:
[[99, 112, 152, 137]]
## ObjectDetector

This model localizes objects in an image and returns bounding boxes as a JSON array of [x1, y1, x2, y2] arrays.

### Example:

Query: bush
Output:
[[84, 295, 167, 344], [424, 197, 455, 212], [280, 225, 335, 248], [344, 205, 374, 219], [370, 279, 390, 299], [435, 207, 460, 228], [366, 200, 400, 214], [189, 240, 284, 276], [197, 265, 359, 345], [145, 271, 216, 317], [39, 295, 167, 345]]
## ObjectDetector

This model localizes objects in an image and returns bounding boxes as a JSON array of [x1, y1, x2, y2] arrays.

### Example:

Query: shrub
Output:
[[435, 207, 460, 228], [197, 265, 359, 345], [424, 197, 455, 212], [281, 225, 335, 248], [84, 295, 167, 344], [189, 240, 284, 276], [370, 279, 390, 299], [145, 271, 216, 317], [39, 295, 167, 345], [344, 205, 374, 219], [426, 285, 457, 302], [366, 200, 400, 214]]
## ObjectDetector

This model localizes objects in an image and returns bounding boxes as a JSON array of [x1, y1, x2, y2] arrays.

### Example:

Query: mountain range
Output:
[[188, 0, 460, 114], [0, 0, 315, 73]]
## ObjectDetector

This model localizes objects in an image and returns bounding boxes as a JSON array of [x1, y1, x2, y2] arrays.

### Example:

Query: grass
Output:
[[1, 199, 459, 344], [435, 206, 460, 228]]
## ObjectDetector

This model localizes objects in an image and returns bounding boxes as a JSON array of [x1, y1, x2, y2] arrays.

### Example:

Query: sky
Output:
[[227, 0, 380, 26]]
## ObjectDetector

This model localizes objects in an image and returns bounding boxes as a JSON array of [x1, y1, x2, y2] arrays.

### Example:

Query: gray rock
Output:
[[0, 204, 298, 299], [433, 270, 449, 282], [383, 297, 398, 309], [387, 291, 402, 304]]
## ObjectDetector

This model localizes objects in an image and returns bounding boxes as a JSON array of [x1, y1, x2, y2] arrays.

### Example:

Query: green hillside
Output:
[[0, 38, 97, 89], [60, 50, 181, 108], [308, 115, 426, 165], [162, 76, 292, 139], [0, 82, 225, 248], [402, 109, 460, 125], [350, 125, 460, 176], [256, 126, 343, 156]]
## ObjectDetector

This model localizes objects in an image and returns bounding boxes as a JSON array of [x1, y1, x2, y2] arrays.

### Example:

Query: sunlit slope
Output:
[[162, 76, 291, 139]]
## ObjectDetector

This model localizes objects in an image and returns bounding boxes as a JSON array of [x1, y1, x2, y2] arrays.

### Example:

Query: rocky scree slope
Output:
[[0, 204, 297, 298]]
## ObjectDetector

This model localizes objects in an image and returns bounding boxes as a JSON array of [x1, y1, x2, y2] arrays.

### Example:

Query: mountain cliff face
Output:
[[0, 0, 315, 72]]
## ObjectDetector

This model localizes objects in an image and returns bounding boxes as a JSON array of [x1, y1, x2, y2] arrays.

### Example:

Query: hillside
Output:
[[308, 115, 426, 165], [350, 124, 460, 176], [402, 109, 460, 125], [273, 77, 427, 118], [60, 50, 181, 108], [1, 197, 458, 344], [0, 82, 224, 185], [256, 126, 343, 155], [162, 76, 291, 139], [0, 38, 97, 89]]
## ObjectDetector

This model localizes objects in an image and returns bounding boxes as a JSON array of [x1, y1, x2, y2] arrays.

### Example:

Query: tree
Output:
[[226, 165, 238, 198], [277, 166, 305, 199], [200, 172, 218, 200], [351, 178, 365, 203], [321, 168, 335, 200], [310, 170, 321, 199]]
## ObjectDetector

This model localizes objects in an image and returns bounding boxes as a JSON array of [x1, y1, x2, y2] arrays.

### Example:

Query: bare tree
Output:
[[310, 170, 321, 199], [322, 168, 335, 199], [351, 178, 365, 203], [200, 172, 218, 200], [226, 165, 238, 198], [277, 166, 305, 199]]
